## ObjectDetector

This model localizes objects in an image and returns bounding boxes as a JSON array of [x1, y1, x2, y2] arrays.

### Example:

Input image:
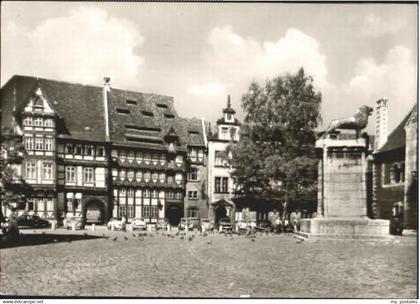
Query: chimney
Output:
[[375, 98, 388, 150], [103, 77, 111, 141]]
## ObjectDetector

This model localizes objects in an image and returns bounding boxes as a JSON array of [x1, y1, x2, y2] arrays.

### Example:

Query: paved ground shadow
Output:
[[0, 233, 104, 249]]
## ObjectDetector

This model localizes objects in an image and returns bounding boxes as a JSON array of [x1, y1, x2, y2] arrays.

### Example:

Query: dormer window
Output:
[[142, 111, 154, 117]]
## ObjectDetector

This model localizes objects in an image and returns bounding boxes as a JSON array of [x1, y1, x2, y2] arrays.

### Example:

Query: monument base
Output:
[[297, 217, 392, 241]]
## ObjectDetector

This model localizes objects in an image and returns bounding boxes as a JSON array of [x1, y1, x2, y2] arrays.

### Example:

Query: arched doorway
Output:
[[211, 199, 234, 226], [166, 205, 183, 226], [84, 199, 105, 224]]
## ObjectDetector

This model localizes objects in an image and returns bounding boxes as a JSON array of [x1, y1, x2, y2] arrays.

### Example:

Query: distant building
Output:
[[1, 75, 207, 226], [372, 99, 417, 230], [207, 95, 240, 224]]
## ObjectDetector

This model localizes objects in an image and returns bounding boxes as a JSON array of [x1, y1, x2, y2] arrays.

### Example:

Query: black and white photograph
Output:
[[0, 1, 418, 301]]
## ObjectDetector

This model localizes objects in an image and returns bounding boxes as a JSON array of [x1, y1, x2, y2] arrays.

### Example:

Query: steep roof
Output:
[[1, 75, 106, 142], [1, 75, 206, 147], [376, 105, 416, 154]]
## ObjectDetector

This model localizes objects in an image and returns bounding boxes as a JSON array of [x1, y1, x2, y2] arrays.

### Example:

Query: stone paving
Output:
[[0, 228, 417, 298]]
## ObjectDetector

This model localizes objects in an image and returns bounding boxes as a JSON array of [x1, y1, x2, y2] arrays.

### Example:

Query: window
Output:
[[24, 116, 33, 125], [44, 138, 53, 151], [152, 172, 158, 183], [96, 146, 104, 157], [175, 191, 183, 199], [198, 149, 204, 163], [84, 168, 94, 183], [127, 170, 134, 181], [116, 108, 130, 115], [44, 119, 54, 127], [221, 127, 228, 139], [175, 173, 183, 185], [85, 145, 94, 156], [166, 191, 174, 199], [143, 205, 159, 219], [34, 117, 43, 126], [188, 168, 198, 181], [159, 173, 166, 183], [24, 137, 34, 150], [126, 99, 137, 105], [142, 111, 154, 117], [119, 169, 126, 180], [383, 162, 405, 186], [75, 145, 82, 155], [151, 189, 158, 198], [167, 176, 174, 184], [165, 114, 175, 119], [118, 205, 127, 218], [152, 154, 159, 165], [35, 138, 43, 150], [144, 153, 151, 164], [189, 148, 197, 162], [157, 103, 168, 109], [160, 154, 166, 165], [136, 152, 143, 163], [136, 171, 143, 182], [65, 166, 76, 182], [42, 163, 54, 180], [143, 205, 151, 218], [188, 191, 198, 200], [227, 113, 232, 121], [175, 155, 183, 165], [215, 177, 229, 193], [25, 163, 36, 179], [187, 207, 198, 217], [65, 144, 74, 154], [46, 198, 54, 212], [119, 150, 127, 161], [144, 171, 151, 182], [143, 189, 150, 198], [215, 151, 228, 167], [127, 151, 135, 163]]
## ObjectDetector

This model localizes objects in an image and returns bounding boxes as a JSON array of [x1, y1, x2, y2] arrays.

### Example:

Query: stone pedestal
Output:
[[300, 135, 390, 240]]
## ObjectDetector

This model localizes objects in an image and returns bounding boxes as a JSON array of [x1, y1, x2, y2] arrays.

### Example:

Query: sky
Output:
[[1, 2, 418, 134]]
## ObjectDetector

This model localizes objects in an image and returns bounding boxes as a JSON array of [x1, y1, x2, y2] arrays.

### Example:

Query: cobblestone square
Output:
[[0, 228, 417, 298]]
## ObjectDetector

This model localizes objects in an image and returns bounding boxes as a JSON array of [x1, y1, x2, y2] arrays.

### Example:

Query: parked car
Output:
[[17, 214, 51, 228], [200, 218, 214, 232], [235, 220, 249, 232], [179, 218, 194, 231], [131, 218, 147, 231], [63, 217, 85, 230], [219, 217, 234, 232], [256, 220, 274, 232], [107, 218, 126, 231], [156, 218, 169, 231], [85, 209, 102, 224]]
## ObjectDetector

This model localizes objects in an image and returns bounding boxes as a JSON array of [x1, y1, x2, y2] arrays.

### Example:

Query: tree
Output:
[[228, 68, 322, 213], [0, 128, 32, 222]]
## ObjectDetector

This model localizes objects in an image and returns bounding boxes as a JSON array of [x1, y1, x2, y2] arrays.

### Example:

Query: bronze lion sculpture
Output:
[[324, 105, 374, 138]]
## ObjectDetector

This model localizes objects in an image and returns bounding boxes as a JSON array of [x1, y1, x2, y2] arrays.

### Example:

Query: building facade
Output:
[[1, 75, 208, 226], [207, 95, 240, 224], [372, 99, 418, 230]]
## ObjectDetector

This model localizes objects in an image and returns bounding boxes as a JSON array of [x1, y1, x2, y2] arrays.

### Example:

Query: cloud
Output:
[[322, 45, 416, 133], [187, 83, 226, 96], [1, 6, 144, 88], [191, 26, 328, 94], [361, 14, 405, 37]]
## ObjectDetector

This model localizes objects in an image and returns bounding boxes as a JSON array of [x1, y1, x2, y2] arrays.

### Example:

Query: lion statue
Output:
[[324, 105, 374, 138]]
